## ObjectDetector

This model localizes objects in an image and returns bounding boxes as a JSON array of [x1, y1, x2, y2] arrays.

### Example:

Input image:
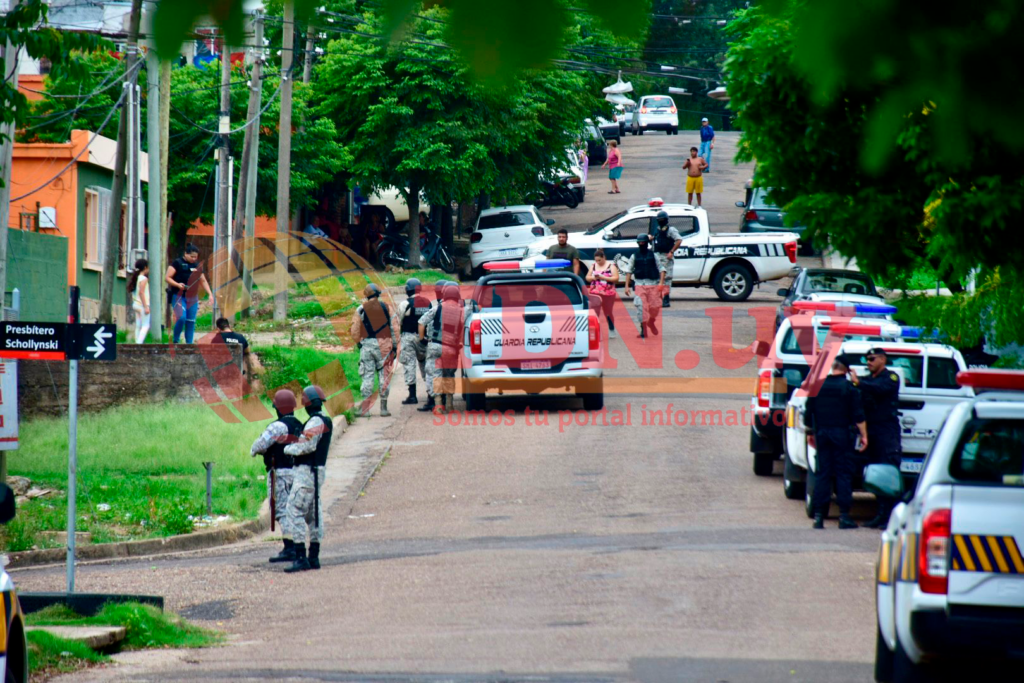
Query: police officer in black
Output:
[[805, 355, 869, 529], [250, 389, 304, 562], [850, 347, 902, 528]]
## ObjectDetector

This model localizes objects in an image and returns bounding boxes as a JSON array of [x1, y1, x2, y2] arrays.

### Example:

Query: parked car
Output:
[[736, 186, 813, 252], [630, 95, 679, 135], [559, 149, 587, 204], [615, 105, 635, 136], [1, 483, 28, 683], [469, 206, 555, 279], [363, 187, 431, 229], [582, 122, 607, 166], [594, 116, 620, 144], [775, 268, 884, 330]]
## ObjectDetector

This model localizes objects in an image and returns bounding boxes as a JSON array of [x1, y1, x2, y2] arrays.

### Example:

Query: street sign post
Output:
[[0, 321, 68, 360]]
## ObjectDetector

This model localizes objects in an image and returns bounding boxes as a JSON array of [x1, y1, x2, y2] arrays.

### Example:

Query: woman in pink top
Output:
[[602, 140, 623, 194]]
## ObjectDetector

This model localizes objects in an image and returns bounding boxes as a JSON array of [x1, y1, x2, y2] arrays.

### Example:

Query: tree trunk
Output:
[[406, 183, 422, 269], [440, 204, 454, 249]]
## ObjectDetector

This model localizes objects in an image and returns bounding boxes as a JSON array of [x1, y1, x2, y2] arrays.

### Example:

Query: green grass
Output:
[[27, 602, 222, 650], [26, 630, 110, 675], [116, 329, 171, 344], [1, 402, 270, 552], [254, 345, 361, 401], [378, 269, 448, 287]]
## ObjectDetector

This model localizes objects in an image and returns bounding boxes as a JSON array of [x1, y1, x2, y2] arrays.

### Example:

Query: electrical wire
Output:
[[24, 59, 141, 131], [168, 65, 293, 136]]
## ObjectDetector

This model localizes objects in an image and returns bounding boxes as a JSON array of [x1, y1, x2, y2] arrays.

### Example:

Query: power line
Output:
[[168, 65, 293, 136]]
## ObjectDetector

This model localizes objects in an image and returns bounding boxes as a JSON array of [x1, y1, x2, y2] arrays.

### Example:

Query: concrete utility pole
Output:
[[145, 28, 162, 341], [274, 1, 295, 323], [235, 12, 264, 318], [214, 38, 231, 323], [158, 58, 170, 332], [99, 0, 143, 324], [0, 31, 20, 322]]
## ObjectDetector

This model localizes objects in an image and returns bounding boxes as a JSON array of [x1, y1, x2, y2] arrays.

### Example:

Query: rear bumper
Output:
[[469, 249, 529, 269], [637, 119, 678, 131], [911, 606, 1024, 658], [463, 363, 602, 393]]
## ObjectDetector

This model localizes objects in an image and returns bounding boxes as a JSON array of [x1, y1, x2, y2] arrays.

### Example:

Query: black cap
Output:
[[833, 354, 852, 370], [636, 233, 650, 244], [866, 347, 888, 357]]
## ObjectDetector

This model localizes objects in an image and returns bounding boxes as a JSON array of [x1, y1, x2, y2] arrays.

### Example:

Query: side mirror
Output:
[[0, 483, 16, 525], [546, 219, 555, 226], [753, 340, 771, 358], [735, 201, 746, 208], [863, 464, 903, 499], [777, 288, 789, 297]]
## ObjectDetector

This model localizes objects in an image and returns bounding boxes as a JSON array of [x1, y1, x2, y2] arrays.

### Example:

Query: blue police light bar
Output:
[[792, 301, 897, 315], [855, 304, 899, 315], [899, 326, 922, 338], [533, 259, 571, 269]]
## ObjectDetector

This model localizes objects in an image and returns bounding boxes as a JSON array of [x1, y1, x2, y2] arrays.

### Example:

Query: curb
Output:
[[5, 501, 271, 570]]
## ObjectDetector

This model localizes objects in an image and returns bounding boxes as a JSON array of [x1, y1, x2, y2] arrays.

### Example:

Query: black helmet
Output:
[[443, 283, 460, 302], [405, 278, 422, 296], [656, 211, 669, 228], [363, 283, 381, 299], [636, 233, 650, 244], [302, 385, 326, 409], [273, 389, 297, 414]]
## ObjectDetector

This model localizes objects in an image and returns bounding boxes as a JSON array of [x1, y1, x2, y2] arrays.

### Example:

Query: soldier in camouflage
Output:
[[651, 210, 683, 308], [349, 283, 398, 417], [417, 280, 448, 413], [396, 278, 431, 405], [622, 234, 666, 338], [250, 389, 303, 564]]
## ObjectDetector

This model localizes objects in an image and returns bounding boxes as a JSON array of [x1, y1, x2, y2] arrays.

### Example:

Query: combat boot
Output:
[[838, 515, 858, 530], [285, 543, 311, 572], [638, 324, 647, 339], [812, 514, 824, 529], [308, 542, 321, 570], [269, 538, 296, 563], [380, 399, 391, 417], [402, 384, 418, 405], [417, 396, 436, 412], [648, 317, 659, 335], [864, 514, 887, 529], [662, 294, 671, 308]]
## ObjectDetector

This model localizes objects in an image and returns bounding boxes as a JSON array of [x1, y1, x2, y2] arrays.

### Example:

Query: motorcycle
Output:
[[377, 225, 457, 273], [533, 177, 579, 210]]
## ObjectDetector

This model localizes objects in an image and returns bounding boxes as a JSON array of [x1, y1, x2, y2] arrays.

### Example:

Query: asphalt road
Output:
[[12, 133, 882, 683]]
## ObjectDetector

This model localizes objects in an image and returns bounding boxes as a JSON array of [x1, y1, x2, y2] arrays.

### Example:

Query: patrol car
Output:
[[784, 329, 972, 518], [521, 199, 800, 301], [1, 483, 28, 683], [750, 301, 900, 479], [869, 369, 1024, 682], [461, 263, 603, 411]]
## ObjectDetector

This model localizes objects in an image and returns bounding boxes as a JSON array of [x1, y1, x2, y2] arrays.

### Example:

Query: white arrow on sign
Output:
[[85, 327, 113, 359]]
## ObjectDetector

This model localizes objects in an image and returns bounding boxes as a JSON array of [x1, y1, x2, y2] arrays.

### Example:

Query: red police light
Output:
[[649, 198, 665, 207], [955, 369, 1024, 391], [829, 323, 882, 336], [785, 241, 798, 264], [792, 301, 839, 312]]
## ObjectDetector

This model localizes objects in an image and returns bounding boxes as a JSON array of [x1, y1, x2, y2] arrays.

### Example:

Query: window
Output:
[[84, 189, 102, 268], [926, 357, 962, 389], [478, 212, 535, 230], [849, 353, 923, 388], [609, 217, 650, 241], [950, 419, 1024, 485], [644, 97, 674, 109], [801, 270, 878, 297], [587, 210, 627, 235], [666, 215, 698, 237], [478, 281, 583, 309]]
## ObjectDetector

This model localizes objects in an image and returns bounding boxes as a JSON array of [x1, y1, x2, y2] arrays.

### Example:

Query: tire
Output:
[[753, 452, 775, 476], [437, 247, 457, 274], [562, 190, 579, 210], [875, 625, 895, 683], [471, 265, 486, 280], [575, 187, 586, 204], [783, 451, 806, 500], [638, 128, 644, 136], [581, 391, 604, 411], [712, 263, 755, 301], [671, 127, 678, 135], [892, 638, 932, 683], [805, 466, 817, 518], [631, 123, 638, 136], [465, 387, 486, 411]]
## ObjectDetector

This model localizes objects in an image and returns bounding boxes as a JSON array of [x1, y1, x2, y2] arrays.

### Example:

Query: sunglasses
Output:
[[865, 356, 878, 362]]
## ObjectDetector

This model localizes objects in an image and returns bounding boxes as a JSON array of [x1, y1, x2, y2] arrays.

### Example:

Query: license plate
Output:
[[900, 460, 924, 474], [499, 248, 521, 257], [521, 360, 551, 371]]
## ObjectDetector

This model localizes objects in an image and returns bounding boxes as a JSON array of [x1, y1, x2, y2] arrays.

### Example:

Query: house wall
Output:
[[3, 229, 68, 322], [76, 164, 127, 325]]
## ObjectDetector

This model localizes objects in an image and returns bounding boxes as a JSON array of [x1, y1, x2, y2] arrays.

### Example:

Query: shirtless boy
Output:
[[683, 147, 708, 207]]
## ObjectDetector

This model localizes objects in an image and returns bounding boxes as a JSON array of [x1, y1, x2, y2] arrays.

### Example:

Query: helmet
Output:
[[656, 211, 669, 228], [434, 279, 448, 300], [636, 233, 650, 244], [363, 283, 381, 298], [273, 389, 297, 413], [443, 283, 460, 302], [302, 385, 326, 408], [405, 278, 422, 296]]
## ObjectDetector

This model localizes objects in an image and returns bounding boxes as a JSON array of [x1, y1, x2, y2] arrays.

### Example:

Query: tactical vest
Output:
[[633, 250, 660, 281], [654, 229, 675, 253], [430, 302, 445, 343], [360, 300, 391, 338], [401, 296, 431, 335], [294, 412, 334, 468], [263, 415, 303, 470]]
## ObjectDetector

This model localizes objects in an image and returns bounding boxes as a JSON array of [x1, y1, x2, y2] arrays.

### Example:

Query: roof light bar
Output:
[[955, 370, 1024, 391], [791, 301, 897, 315], [649, 197, 665, 207], [829, 323, 922, 339], [482, 259, 571, 272]]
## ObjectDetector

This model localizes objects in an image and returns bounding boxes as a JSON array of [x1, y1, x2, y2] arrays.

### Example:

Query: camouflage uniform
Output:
[[350, 299, 397, 403], [249, 419, 298, 533], [282, 414, 331, 545], [418, 303, 444, 397], [622, 253, 663, 328], [280, 465, 315, 544], [396, 298, 428, 386]]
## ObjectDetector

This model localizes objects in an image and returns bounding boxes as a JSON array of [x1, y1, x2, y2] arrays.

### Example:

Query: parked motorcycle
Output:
[[377, 226, 457, 273], [533, 177, 579, 209]]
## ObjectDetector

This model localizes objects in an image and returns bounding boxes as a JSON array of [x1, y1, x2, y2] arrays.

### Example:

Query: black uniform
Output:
[[806, 374, 864, 516], [858, 370, 902, 468]]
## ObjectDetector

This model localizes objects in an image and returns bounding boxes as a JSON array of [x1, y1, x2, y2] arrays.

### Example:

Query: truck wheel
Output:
[[712, 263, 754, 301], [875, 626, 894, 683], [579, 380, 604, 410], [892, 637, 931, 683], [753, 452, 774, 476], [465, 389, 486, 411], [805, 467, 817, 518], [783, 451, 806, 500]]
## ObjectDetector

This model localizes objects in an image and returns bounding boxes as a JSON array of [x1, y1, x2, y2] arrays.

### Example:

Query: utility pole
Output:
[[158, 58, 170, 332], [145, 33, 163, 341], [99, 0, 143, 324], [303, 24, 316, 84], [274, 1, 295, 323], [0, 32, 20, 324], [235, 11, 264, 318], [214, 37, 231, 324]]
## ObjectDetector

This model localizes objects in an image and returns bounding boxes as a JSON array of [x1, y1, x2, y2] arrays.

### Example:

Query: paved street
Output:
[[11, 133, 882, 683]]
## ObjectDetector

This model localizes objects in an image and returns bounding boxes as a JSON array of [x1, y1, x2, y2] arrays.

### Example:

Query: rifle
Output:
[[313, 466, 320, 532], [269, 455, 276, 532]]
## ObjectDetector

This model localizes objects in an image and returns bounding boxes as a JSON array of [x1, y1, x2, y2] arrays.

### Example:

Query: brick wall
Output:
[[18, 344, 243, 418]]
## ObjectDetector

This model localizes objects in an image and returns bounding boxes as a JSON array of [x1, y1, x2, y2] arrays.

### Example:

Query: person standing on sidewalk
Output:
[[128, 259, 150, 343], [586, 249, 620, 338], [166, 244, 214, 344], [699, 117, 715, 172], [602, 140, 623, 194], [397, 278, 431, 405], [250, 390, 303, 563], [683, 147, 708, 207]]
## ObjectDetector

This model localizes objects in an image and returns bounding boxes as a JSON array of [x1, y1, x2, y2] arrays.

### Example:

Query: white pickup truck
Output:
[[461, 270, 603, 411], [522, 200, 801, 301]]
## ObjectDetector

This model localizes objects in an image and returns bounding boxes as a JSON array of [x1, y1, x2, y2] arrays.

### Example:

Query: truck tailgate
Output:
[[476, 306, 591, 365]]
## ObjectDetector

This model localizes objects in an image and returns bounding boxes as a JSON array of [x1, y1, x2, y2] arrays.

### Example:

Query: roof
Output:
[[838, 340, 960, 357], [480, 205, 537, 215], [802, 268, 874, 278]]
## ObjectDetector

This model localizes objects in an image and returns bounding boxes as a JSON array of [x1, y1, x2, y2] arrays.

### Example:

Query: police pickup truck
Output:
[[869, 369, 1024, 683], [784, 329, 972, 518], [521, 199, 800, 301], [461, 265, 603, 411], [750, 301, 901, 480]]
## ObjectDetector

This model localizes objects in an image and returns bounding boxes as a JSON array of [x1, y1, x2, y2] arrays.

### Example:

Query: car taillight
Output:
[[669, 106, 677, 114], [784, 241, 797, 264], [567, 176, 581, 184], [919, 508, 951, 594], [470, 319, 482, 355], [807, 433, 816, 449], [588, 312, 599, 351], [470, 232, 482, 243], [531, 227, 544, 236], [756, 369, 772, 408], [640, 106, 648, 114], [744, 210, 759, 222]]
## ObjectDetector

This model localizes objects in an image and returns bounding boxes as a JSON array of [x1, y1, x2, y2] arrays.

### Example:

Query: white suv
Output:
[[469, 206, 555, 279], [630, 95, 679, 135]]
